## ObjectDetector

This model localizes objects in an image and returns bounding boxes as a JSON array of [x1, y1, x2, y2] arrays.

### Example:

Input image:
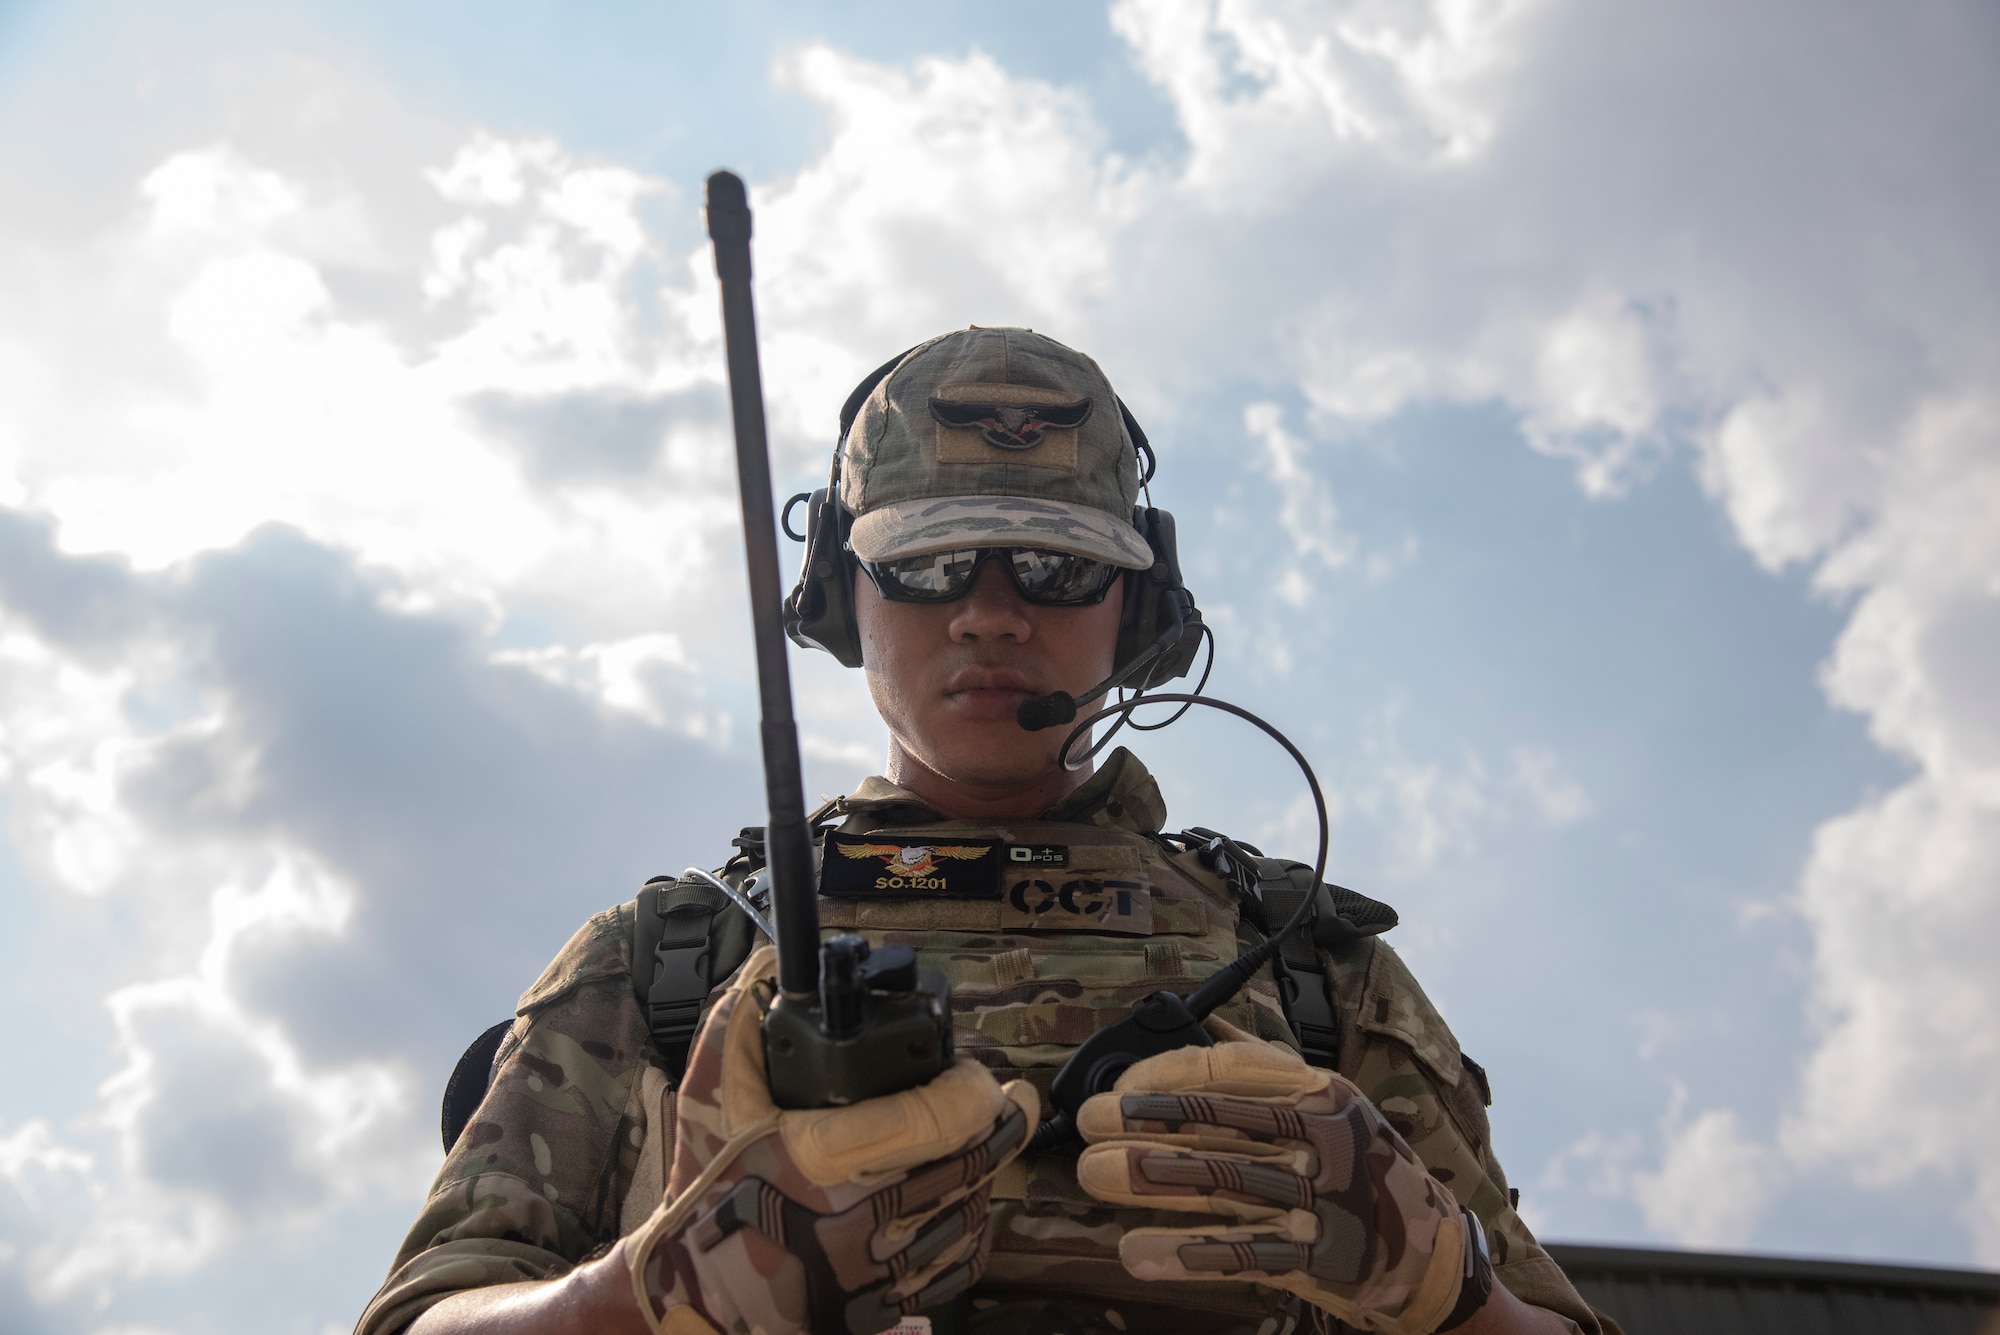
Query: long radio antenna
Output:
[[705, 170, 819, 1000]]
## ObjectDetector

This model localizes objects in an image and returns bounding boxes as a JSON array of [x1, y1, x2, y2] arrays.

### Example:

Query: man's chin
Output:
[[931, 760, 1066, 794], [915, 725, 1065, 790]]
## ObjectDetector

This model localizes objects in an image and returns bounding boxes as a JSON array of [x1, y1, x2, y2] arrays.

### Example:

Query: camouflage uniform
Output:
[[355, 750, 1605, 1335]]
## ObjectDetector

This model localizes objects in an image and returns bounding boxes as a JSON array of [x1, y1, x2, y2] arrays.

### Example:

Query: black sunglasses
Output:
[[858, 546, 1121, 606]]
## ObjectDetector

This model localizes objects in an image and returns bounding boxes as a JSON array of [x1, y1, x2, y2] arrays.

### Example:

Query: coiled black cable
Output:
[[1019, 692, 1330, 1157]]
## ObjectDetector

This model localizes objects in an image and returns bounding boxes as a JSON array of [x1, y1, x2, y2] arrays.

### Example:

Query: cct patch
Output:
[[1002, 872, 1151, 934], [821, 832, 1003, 900]]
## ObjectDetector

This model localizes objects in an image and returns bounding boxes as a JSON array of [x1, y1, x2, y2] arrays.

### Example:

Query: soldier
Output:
[[356, 328, 1611, 1335]]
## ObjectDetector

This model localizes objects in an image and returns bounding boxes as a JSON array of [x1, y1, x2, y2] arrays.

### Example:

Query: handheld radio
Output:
[[704, 170, 954, 1110]]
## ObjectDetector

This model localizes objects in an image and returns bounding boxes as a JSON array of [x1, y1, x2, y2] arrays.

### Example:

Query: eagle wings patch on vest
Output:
[[846, 840, 988, 879], [820, 832, 1004, 899]]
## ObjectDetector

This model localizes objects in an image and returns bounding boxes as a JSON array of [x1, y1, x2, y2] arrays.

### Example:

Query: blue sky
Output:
[[2, 1, 1997, 1331]]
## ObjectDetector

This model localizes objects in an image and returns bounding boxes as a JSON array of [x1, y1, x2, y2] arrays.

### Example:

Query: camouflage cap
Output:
[[842, 327, 1154, 570]]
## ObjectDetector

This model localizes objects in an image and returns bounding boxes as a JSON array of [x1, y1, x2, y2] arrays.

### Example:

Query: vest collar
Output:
[[837, 747, 1168, 836]]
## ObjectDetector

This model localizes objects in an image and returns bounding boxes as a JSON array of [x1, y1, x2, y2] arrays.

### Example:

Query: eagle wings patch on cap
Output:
[[930, 394, 1093, 451]]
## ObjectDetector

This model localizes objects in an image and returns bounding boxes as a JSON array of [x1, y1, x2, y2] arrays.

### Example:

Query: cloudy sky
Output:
[[2, 0, 1996, 1330]]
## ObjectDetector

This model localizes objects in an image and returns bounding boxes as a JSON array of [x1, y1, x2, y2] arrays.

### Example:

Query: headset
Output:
[[781, 348, 1209, 713]]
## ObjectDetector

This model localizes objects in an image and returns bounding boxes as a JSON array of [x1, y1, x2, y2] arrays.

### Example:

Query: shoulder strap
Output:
[[630, 820, 816, 1082], [631, 876, 704, 1080], [1177, 826, 1399, 1073], [631, 875, 750, 1082]]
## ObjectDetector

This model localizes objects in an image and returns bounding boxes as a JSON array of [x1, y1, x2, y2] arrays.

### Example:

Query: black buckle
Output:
[[647, 940, 712, 1077]]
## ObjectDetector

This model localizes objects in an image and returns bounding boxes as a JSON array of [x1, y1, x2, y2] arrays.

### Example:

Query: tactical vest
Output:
[[628, 818, 1400, 1325]]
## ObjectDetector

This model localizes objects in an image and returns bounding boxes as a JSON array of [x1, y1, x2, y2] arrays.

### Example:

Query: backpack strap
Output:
[[1178, 826, 1399, 1073]]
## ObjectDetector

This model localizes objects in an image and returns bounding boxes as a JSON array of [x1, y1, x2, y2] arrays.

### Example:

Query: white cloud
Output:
[[1701, 390, 1869, 573], [1112, 0, 1549, 186], [1546, 1099, 1784, 1251], [0, 628, 150, 897], [1373, 751, 1491, 874], [0, 754, 412, 1307], [1516, 291, 1671, 497], [0, 521, 772, 1318], [0, 1121, 98, 1216], [1103, 0, 2000, 1261], [1357, 741, 1593, 870], [1243, 401, 1357, 607], [0, 89, 761, 1323], [1338, 707, 1589, 876], [1715, 288, 2000, 1264], [1536, 1126, 1643, 1204], [749, 43, 1144, 460], [1511, 746, 1590, 826], [1632, 1108, 1786, 1250], [5, 135, 742, 652], [1307, 350, 1434, 421], [1553, 359, 1999, 1245], [1777, 390, 2000, 1255], [491, 632, 727, 739]]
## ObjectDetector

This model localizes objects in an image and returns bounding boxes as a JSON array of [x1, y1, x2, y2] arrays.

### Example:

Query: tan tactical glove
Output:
[[627, 946, 1036, 1335], [1075, 1035, 1467, 1335]]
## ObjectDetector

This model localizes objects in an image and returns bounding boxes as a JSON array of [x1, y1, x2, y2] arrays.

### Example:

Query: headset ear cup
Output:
[[785, 350, 921, 670], [1116, 507, 1202, 686], [822, 537, 862, 668], [1146, 599, 1204, 686], [1115, 572, 1150, 672], [784, 489, 865, 667]]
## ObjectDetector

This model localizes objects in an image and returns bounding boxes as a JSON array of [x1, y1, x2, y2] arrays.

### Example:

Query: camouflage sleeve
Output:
[[1323, 937, 1613, 1335], [354, 904, 656, 1335]]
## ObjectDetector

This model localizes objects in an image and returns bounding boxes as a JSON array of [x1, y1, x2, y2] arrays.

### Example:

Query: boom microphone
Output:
[[1016, 603, 1191, 732]]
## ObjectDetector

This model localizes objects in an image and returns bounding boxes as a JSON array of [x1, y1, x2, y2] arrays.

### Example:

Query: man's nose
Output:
[[947, 560, 1033, 643]]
